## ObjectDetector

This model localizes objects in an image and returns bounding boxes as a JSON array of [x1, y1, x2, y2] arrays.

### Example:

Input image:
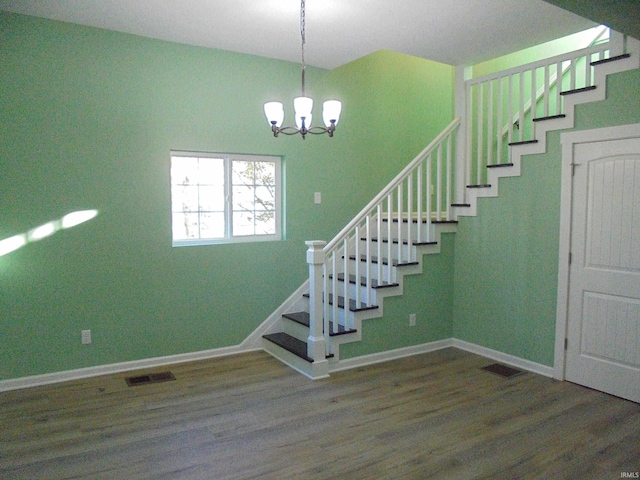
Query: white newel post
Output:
[[306, 241, 327, 363]]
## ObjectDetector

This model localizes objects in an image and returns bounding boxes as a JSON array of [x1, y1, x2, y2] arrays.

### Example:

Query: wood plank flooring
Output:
[[1, 348, 638, 479]]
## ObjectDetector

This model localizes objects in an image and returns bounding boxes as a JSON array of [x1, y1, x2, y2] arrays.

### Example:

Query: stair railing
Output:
[[462, 39, 611, 193], [306, 118, 460, 359]]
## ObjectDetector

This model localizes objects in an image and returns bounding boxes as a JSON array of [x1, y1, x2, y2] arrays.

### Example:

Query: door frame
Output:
[[555, 122, 640, 381]]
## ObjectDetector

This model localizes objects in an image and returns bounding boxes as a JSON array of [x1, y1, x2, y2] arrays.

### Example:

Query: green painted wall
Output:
[[0, 13, 455, 380], [452, 67, 640, 366], [473, 26, 606, 78]]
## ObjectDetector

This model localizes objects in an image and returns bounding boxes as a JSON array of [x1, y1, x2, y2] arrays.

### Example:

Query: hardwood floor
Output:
[[1, 348, 638, 479]]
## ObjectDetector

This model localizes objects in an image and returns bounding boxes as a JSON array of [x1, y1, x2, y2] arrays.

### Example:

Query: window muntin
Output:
[[170, 152, 281, 246]]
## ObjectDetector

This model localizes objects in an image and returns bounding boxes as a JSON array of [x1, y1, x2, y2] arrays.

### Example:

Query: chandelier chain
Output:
[[300, 0, 306, 95]]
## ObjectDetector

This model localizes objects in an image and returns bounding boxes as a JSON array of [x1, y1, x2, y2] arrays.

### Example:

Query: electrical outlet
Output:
[[314, 192, 322, 204], [81, 329, 92, 345], [409, 313, 416, 327]]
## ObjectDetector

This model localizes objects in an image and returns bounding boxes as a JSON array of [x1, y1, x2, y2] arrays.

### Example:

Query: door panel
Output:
[[566, 137, 640, 403]]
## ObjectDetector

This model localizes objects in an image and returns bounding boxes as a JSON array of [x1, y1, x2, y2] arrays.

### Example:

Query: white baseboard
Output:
[[0, 336, 554, 392], [0, 280, 312, 393], [452, 339, 555, 378], [329, 338, 554, 378], [0, 344, 261, 392], [329, 339, 454, 373]]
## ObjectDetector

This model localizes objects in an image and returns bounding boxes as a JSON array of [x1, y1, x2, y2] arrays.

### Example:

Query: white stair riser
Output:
[[283, 318, 310, 342], [378, 222, 433, 242]]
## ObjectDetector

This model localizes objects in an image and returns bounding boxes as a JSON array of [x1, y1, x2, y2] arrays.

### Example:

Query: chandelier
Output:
[[264, 0, 342, 139]]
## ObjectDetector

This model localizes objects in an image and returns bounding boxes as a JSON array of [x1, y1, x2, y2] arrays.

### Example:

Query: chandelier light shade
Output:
[[264, 0, 342, 139], [264, 102, 284, 128]]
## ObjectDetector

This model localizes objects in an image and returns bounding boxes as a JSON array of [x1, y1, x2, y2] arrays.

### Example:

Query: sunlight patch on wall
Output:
[[0, 234, 28, 257], [0, 210, 99, 257]]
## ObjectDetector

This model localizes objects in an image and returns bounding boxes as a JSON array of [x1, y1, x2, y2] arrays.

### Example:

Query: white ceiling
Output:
[[0, 0, 597, 69]]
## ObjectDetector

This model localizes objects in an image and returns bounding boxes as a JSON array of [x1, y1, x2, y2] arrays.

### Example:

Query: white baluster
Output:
[[507, 75, 515, 143], [365, 215, 372, 304], [417, 164, 423, 244], [556, 61, 562, 115], [530, 67, 537, 137], [497, 76, 504, 163], [426, 151, 432, 243], [436, 144, 443, 221], [386, 194, 393, 284], [376, 204, 382, 287], [477, 81, 483, 184], [518, 71, 524, 142], [487, 80, 494, 165], [465, 84, 473, 196], [543, 64, 550, 117], [342, 236, 348, 332], [446, 133, 453, 220], [397, 183, 403, 264], [333, 248, 339, 334], [407, 174, 413, 262]]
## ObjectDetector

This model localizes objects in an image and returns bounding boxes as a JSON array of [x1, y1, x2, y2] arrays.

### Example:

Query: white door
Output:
[[565, 134, 640, 403]]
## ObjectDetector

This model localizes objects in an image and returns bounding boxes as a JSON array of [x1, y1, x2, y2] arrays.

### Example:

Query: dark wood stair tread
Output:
[[486, 163, 514, 168], [508, 139, 539, 146], [532, 114, 566, 122], [282, 311, 358, 336], [560, 85, 597, 96], [363, 237, 437, 247], [590, 53, 630, 66], [381, 218, 457, 225], [303, 292, 378, 312], [263, 333, 313, 362], [282, 311, 310, 326], [348, 254, 418, 268], [331, 273, 400, 289]]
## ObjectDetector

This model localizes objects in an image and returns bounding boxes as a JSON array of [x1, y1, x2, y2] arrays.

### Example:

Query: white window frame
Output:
[[170, 151, 282, 246]]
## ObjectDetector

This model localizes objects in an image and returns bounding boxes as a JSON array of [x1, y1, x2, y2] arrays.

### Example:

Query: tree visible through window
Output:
[[170, 152, 281, 245]]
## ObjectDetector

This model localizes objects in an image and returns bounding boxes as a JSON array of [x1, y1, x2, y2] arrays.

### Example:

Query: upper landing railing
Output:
[[460, 37, 612, 192]]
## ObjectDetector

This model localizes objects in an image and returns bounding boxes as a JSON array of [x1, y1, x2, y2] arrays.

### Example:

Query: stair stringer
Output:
[[453, 38, 640, 219], [325, 222, 458, 367], [261, 222, 457, 378]]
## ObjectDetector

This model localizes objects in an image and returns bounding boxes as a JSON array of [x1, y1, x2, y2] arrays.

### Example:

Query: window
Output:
[[170, 152, 281, 246]]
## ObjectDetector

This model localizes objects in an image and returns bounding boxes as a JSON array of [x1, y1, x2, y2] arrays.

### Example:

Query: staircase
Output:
[[262, 31, 640, 379]]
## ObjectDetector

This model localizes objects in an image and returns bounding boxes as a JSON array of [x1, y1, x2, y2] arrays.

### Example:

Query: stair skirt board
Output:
[[264, 223, 457, 364], [262, 336, 330, 380]]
